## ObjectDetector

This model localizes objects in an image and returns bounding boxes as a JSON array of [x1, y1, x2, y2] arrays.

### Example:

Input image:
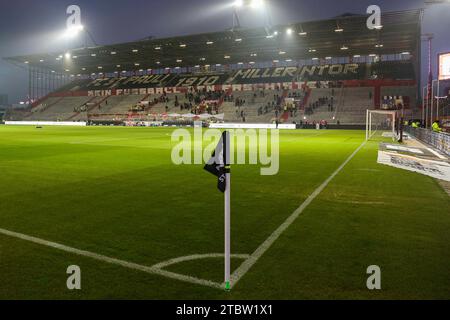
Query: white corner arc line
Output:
[[230, 141, 367, 288], [0, 227, 222, 290], [152, 253, 250, 270]]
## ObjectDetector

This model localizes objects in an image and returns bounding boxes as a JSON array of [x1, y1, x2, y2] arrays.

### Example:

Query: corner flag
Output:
[[204, 131, 231, 290], [204, 131, 228, 192]]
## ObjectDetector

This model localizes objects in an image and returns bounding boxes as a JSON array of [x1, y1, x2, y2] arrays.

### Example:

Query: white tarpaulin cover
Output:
[[378, 151, 450, 182], [385, 145, 424, 155], [212, 113, 225, 120]]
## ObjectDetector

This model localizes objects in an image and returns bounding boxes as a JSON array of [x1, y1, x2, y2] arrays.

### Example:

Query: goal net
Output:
[[366, 110, 397, 141]]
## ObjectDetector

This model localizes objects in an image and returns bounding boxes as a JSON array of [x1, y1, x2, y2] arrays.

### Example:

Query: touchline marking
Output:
[[230, 140, 367, 288], [0, 227, 223, 290]]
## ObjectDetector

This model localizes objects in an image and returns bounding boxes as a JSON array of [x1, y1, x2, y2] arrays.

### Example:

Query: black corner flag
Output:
[[203, 131, 232, 290], [204, 131, 228, 193]]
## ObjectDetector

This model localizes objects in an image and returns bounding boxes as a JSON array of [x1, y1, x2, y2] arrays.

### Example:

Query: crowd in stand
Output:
[[130, 88, 227, 115], [305, 96, 335, 116], [74, 105, 88, 113], [234, 97, 246, 107]]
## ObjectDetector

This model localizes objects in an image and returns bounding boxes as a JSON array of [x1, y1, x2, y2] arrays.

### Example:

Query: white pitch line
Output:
[[230, 140, 367, 288], [152, 253, 250, 270], [0, 227, 222, 290]]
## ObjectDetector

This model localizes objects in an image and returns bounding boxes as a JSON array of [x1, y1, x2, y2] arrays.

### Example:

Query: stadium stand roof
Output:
[[4, 9, 422, 75]]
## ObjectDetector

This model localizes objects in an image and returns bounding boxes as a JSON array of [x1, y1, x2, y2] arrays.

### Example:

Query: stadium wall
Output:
[[5, 121, 87, 126]]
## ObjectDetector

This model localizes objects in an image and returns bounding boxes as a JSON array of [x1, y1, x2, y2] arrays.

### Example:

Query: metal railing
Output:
[[405, 127, 450, 156]]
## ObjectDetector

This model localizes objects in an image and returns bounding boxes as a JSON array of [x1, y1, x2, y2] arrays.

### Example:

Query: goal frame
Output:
[[365, 110, 397, 141]]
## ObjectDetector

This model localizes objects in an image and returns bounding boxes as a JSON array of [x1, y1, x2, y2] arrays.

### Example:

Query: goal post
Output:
[[366, 110, 397, 141]]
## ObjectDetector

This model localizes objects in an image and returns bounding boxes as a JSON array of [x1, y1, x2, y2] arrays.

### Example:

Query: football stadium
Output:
[[0, 0, 450, 305]]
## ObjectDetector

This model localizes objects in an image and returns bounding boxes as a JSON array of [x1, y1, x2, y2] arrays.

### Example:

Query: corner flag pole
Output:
[[224, 131, 231, 291]]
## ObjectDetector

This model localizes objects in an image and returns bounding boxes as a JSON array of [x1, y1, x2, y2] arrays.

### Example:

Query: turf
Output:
[[0, 125, 449, 299]]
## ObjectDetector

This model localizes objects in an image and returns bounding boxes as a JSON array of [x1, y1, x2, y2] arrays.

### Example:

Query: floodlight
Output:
[[65, 52, 71, 59], [64, 24, 84, 38], [286, 28, 293, 35], [250, 0, 264, 8]]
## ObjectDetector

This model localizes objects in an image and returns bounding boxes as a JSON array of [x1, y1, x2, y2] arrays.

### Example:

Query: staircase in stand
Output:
[[26, 96, 65, 118], [66, 96, 107, 121]]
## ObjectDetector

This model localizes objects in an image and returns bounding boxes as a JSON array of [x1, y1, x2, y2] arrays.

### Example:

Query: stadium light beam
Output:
[[63, 24, 84, 38], [250, 0, 264, 8]]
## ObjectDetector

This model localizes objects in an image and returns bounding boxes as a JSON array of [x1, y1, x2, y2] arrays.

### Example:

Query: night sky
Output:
[[0, 0, 449, 103]]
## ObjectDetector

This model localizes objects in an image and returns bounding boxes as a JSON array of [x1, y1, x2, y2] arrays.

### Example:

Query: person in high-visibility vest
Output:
[[411, 121, 419, 128], [432, 120, 442, 133]]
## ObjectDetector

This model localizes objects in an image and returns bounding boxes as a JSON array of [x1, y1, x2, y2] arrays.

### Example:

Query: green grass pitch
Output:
[[0, 125, 449, 299]]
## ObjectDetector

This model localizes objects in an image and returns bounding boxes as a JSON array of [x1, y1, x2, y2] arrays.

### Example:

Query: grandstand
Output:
[[4, 10, 421, 125]]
